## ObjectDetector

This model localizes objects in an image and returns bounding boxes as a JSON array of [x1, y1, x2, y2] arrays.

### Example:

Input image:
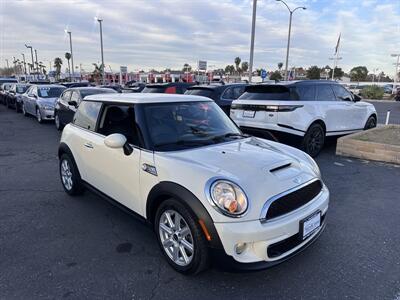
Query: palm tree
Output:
[[182, 63, 192, 72], [53, 57, 63, 81], [234, 57, 241, 74], [241, 61, 249, 74], [92, 63, 104, 84], [65, 52, 72, 81], [278, 62, 283, 71]]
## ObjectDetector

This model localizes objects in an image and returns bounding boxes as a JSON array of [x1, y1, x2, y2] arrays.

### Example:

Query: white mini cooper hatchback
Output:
[[59, 93, 329, 274]]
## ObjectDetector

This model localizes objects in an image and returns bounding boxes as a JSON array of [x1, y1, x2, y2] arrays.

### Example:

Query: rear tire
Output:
[[22, 103, 28, 116], [59, 154, 84, 196], [301, 123, 325, 157], [364, 116, 377, 130], [155, 199, 209, 275]]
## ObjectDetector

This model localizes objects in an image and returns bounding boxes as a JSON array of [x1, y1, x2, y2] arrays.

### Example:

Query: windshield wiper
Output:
[[212, 132, 250, 142], [154, 139, 213, 149]]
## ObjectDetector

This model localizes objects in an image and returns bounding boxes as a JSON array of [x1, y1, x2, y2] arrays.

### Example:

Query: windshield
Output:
[[142, 86, 167, 93], [38, 87, 65, 98], [80, 89, 116, 98], [142, 101, 244, 151], [185, 88, 214, 98]]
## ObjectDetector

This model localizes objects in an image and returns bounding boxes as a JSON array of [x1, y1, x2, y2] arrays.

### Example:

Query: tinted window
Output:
[[315, 85, 336, 101], [233, 86, 246, 99], [222, 87, 234, 99], [296, 85, 315, 101], [16, 85, 29, 94], [62, 91, 72, 102], [332, 84, 353, 101], [185, 88, 214, 98], [142, 87, 167, 93], [70, 91, 80, 103], [38, 87, 65, 98], [73, 101, 102, 131], [80, 88, 116, 98], [239, 85, 298, 100]]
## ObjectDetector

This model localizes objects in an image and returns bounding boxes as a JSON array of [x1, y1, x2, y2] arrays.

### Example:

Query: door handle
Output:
[[84, 142, 94, 149]]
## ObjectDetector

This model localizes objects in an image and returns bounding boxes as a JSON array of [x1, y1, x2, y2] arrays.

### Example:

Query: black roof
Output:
[[66, 86, 115, 91], [187, 83, 247, 91]]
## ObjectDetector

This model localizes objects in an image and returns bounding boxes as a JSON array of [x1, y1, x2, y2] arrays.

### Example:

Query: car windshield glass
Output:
[[16, 86, 29, 93], [38, 87, 65, 98], [80, 89, 116, 98], [142, 87, 167, 93], [239, 85, 298, 100], [142, 101, 244, 151], [185, 89, 214, 98]]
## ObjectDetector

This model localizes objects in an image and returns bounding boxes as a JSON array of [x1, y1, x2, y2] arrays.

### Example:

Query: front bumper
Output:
[[213, 186, 329, 267], [39, 107, 55, 120]]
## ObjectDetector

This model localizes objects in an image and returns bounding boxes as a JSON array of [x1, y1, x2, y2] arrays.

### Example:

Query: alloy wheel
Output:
[[307, 127, 323, 156], [159, 210, 194, 266], [60, 159, 73, 190]]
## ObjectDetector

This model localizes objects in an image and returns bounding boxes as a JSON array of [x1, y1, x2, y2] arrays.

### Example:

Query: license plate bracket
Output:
[[300, 210, 321, 240], [243, 110, 256, 118]]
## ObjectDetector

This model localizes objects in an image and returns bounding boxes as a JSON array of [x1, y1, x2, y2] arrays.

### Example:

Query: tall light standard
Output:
[[21, 53, 27, 75], [276, 0, 306, 81], [25, 44, 35, 79], [34, 49, 39, 76], [5, 59, 9, 69], [65, 29, 75, 81], [248, 0, 257, 83], [95, 17, 105, 84], [391, 54, 400, 92]]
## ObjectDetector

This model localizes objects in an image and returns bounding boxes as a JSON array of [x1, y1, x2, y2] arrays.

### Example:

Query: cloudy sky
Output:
[[0, 0, 399, 76]]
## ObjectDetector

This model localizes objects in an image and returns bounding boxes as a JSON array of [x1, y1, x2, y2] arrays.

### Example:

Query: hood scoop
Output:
[[269, 162, 292, 173]]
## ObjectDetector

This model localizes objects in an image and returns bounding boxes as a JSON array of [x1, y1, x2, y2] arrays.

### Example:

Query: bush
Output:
[[360, 85, 384, 99]]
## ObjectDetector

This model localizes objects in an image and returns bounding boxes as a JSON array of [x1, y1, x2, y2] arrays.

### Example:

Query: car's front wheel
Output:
[[22, 103, 28, 116], [55, 113, 63, 131], [364, 116, 377, 130], [59, 154, 84, 196], [36, 108, 43, 123], [302, 123, 325, 157], [155, 199, 209, 275]]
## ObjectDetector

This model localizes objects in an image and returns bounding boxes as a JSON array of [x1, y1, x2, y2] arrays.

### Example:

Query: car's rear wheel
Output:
[[36, 107, 43, 123], [155, 199, 209, 275], [15, 102, 21, 113], [302, 123, 325, 157], [59, 154, 84, 196], [55, 113, 63, 131], [364, 116, 377, 130]]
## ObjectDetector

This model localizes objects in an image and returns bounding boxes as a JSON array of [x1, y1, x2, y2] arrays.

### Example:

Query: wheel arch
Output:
[[146, 181, 223, 249], [58, 142, 82, 178], [307, 119, 326, 133]]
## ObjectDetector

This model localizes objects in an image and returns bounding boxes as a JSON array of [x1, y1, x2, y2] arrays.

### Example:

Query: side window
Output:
[[62, 91, 72, 102], [233, 86, 245, 99], [222, 87, 234, 99], [70, 91, 80, 103], [296, 85, 316, 101], [315, 85, 336, 101], [332, 85, 353, 101], [73, 101, 102, 131], [97, 104, 140, 146]]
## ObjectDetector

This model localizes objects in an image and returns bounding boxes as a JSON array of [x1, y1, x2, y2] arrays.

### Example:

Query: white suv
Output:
[[58, 93, 329, 274], [230, 81, 377, 156]]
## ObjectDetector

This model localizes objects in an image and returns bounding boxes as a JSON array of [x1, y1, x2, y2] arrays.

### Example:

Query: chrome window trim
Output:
[[259, 178, 323, 223]]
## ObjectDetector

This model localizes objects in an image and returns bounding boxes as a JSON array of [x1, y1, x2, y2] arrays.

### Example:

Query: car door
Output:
[[66, 91, 80, 124], [57, 91, 71, 124], [331, 84, 366, 130], [26, 86, 38, 115], [87, 103, 143, 212]]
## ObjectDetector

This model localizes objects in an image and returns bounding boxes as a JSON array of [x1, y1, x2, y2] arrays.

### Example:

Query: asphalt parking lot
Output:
[[367, 100, 400, 125], [1, 104, 400, 300]]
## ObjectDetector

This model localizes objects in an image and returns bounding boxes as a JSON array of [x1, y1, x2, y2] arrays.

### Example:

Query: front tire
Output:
[[59, 154, 84, 196], [22, 103, 28, 116], [364, 116, 377, 130], [55, 113, 64, 131], [155, 199, 209, 275], [301, 123, 325, 157]]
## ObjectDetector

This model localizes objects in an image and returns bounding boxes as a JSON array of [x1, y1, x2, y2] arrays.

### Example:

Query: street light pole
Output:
[[65, 30, 75, 81], [391, 54, 400, 92], [248, 0, 257, 83], [34, 49, 39, 76], [21, 53, 27, 75], [276, 0, 306, 81], [95, 17, 105, 84], [5, 59, 9, 69], [25, 44, 35, 79]]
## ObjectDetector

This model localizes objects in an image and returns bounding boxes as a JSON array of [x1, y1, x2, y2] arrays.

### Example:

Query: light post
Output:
[[21, 53, 27, 75], [248, 0, 257, 83], [329, 56, 342, 80], [65, 29, 75, 81], [5, 59, 9, 69], [391, 54, 400, 93], [34, 49, 39, 76], [25, 44, 35, 79], [276, 0, 306, 81], [95, 17, 105, 84]]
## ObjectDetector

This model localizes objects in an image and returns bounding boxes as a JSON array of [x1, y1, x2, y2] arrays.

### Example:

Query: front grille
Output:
[[266, 180, 323, 220], [267, 214, 326, 258]]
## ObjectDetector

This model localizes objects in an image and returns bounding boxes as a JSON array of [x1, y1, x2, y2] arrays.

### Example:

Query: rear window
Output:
[[239, 85, 298, 100], [16, 85, 30, 93], [185, 88, 214, 98], [80, 88, 116, 98], [142, 87, 167, 93], [73, 101, 102, 131]]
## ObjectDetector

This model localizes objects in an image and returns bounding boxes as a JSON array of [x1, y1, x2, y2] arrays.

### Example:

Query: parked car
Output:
[[0, 83, 14, 104], [58, 93, 329, 274], [61, 82, 90, 88], [184, 83, 247, 115], [54, 87, 116, 130], [230, 80, 377, 157], [125, 82, 145, 93], [142, 82, 195, 94], [5, 83, 31, 112], [100, 84, 123, 93], [21, 84, 66, 123]]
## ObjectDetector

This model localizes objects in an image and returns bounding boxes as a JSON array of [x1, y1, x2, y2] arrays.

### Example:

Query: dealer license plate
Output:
[[300, 211, 321, 240], [243, 110, 256, 118]]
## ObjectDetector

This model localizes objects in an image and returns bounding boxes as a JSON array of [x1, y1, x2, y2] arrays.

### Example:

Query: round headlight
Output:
[[210, 180, 248, 217]]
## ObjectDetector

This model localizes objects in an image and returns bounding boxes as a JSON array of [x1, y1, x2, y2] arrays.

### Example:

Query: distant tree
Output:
[[241, 61, 249, 73], [65, 52, 72, 80], [0, 67, 14, 76], [269, 71, 282, 81], [350, 66, 368, 82], [306, 66, 321, 80], [278, 62, 283, 70], [92, 63, 104, 84], [329, 67, 344, 79], [182, 63, 192, 72], [224, 65, 235, 75], [53, 57, 63, 80], [234, 57, 241, 73]]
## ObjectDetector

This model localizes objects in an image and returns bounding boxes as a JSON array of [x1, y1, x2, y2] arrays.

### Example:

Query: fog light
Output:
[[235, 242, 247, 254]]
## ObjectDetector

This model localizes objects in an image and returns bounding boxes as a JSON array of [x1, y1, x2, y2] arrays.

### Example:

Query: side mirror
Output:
[[29, 94, 37, 99], [68, 100, 78, 107], [104, 133, 133, 155]]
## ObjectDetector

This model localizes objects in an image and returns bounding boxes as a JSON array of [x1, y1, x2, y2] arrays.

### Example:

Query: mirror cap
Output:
[[104, 133, 127, 149]]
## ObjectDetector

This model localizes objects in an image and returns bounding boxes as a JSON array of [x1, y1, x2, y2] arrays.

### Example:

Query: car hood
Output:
[[38, 97, 58, 106], [154, 137, 320, 222]]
